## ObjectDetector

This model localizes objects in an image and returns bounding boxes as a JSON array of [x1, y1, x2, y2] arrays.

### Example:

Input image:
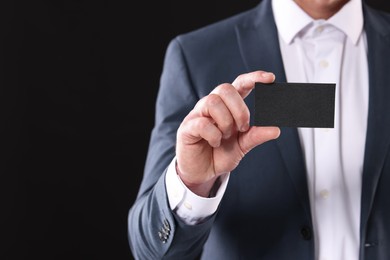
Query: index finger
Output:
[[232, 70, 275, 98]]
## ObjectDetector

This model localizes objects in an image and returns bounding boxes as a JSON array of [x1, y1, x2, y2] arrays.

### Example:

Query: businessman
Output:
[[128, 0, 390, 259]]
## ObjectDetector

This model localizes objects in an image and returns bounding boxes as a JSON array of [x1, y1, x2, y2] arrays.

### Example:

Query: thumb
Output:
[[239, 126, 280, 154]]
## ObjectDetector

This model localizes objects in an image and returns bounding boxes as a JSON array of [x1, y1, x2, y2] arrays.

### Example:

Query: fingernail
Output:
[[261, 72, 275, 80], [241, 122, 249, 132]]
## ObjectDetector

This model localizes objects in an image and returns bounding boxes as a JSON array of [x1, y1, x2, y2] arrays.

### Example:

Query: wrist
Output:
[[175, 163, 217, 197]]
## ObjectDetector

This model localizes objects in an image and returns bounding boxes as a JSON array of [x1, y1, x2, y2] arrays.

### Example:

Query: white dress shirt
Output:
[[165, 0, 369, 259], [273, 0, 368, 259]]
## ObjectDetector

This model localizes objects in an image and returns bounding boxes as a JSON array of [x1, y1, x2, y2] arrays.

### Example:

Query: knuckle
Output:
[[235, 73, 245, 82], [217, 83, 235, 96], [195, 117, 213, 129], [205, 93, 223, 106], [220, 119, 234, 132]]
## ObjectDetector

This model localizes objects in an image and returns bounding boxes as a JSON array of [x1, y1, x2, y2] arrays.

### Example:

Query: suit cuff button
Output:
[[158, 219, 171, 243]]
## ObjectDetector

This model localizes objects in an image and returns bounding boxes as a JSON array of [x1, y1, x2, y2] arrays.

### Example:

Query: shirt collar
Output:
[[272, 0, 364, 45]]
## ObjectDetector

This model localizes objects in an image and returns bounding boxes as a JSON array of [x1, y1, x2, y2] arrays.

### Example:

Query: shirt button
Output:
[[316, 25, 324, 33], [320, 189, 330, 199], [300, 226, 312, 240], [184, 201, 192, 210], [319, 60, 329, 68]]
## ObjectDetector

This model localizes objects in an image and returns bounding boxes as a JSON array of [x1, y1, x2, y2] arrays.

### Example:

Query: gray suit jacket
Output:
[[128, 0, 390, 259]]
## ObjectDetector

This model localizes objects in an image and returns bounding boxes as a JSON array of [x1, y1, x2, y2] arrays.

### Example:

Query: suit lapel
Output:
[[360, 5, 390, 234], [235, 0, 311, 217]]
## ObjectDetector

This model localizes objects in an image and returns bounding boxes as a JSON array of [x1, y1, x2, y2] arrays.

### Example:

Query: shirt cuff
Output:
[[165, 157, 230, 225]]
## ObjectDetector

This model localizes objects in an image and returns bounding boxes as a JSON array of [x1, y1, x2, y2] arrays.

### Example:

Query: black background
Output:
[[1, 1, 389, 259]]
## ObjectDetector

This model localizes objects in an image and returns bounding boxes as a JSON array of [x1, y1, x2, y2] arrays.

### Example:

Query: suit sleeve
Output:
[[127, 38, 217, 259]]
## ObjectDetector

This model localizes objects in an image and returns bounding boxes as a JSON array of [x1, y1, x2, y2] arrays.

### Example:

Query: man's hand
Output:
[[176, 71, 281, 197]]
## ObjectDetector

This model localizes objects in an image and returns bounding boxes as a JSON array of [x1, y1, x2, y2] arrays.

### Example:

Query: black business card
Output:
[[254, 82, 336, 128]]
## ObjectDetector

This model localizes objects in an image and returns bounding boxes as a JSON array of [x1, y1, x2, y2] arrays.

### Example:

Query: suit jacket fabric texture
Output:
[[128, 0, 390, 259]]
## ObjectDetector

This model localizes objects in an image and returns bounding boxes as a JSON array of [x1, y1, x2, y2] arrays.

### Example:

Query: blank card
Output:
[[254, 82, 336, 128]]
